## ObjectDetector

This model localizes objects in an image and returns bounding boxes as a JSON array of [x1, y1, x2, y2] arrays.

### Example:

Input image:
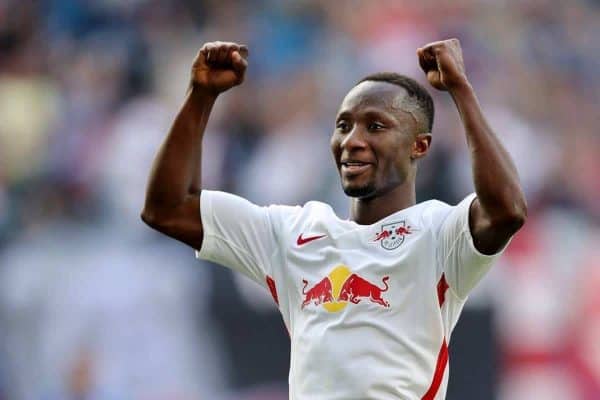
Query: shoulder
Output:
[[412, 198, 453, 225], [409, 198, 469, 239], [300, 200, 338, 217], [267, 199, 337, 227], [203, 191, 337, 224], [416, 194, 478, 238]]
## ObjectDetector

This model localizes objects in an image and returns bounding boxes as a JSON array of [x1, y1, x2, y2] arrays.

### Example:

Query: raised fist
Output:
[[191, 41, 248, 95], [417, 38, 468, 92]]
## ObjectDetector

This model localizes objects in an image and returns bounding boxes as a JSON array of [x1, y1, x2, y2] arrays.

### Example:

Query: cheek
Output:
[[388, 140, 413, 173], [330, 136, 341, 159]]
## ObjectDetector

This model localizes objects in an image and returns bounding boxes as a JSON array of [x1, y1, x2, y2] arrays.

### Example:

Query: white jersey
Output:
[[196, 190, 508, 400]]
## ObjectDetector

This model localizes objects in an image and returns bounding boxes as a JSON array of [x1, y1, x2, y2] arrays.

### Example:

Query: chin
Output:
[[342, 183, 377, 199]]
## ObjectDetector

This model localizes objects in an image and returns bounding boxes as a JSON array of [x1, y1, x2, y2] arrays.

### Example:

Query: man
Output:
[[142, 38, 527, 399]]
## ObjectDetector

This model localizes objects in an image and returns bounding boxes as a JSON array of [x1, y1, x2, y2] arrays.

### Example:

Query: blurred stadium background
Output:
[[0, 0, 598, 399]]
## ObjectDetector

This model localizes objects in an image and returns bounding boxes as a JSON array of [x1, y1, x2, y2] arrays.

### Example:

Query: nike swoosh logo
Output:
[[297, 233, 327, 246]]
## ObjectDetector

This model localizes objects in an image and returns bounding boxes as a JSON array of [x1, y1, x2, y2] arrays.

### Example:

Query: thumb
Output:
[[417, 48, 428, 73], [231, 51, 248, 73]]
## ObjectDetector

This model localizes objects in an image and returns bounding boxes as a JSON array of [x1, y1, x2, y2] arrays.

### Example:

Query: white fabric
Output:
[[197, 190, 508, 400]]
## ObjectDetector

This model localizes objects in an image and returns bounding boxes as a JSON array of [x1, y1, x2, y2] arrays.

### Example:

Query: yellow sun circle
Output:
[[322, 265, 352, 313]]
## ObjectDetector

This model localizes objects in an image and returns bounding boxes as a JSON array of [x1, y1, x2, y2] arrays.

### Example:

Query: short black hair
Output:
[[357, 72, 434, 132]]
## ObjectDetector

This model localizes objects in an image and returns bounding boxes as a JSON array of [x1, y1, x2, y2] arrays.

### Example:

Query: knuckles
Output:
[[198, 41, 248, 66], [417, 38, 467, 91], [421, 38, 461, 55]]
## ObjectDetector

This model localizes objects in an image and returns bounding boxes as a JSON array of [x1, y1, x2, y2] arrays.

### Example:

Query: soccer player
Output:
[[142, 39, 526, 399]]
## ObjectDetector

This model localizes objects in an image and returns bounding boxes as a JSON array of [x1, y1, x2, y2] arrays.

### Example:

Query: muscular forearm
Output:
[[450, 82, 527, 224], [141, 41, 246, 248], [418, 38, 526, 253], [143, 87, 216, 217]]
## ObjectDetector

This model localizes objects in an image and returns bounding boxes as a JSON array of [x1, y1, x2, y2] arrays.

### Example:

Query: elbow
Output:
[[495, 197, 528, 233], [140, 209, 155, 228], [506, 207, 527, 233], [140, 207, 166, 231], [512, 195, 528, 227], [141, 205, 183, 237]]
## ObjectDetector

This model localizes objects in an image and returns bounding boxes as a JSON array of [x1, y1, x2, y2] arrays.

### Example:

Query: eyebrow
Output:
[[336, 108, 397, 123], [363, 110, 394, 122], [335, 111, 352, 121], [337, 106, 391, 116]]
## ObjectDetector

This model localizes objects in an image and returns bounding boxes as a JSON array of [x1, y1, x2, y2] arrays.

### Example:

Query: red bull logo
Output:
[[374, 221, 413, 250], [301, 277, 334, 309], [301, 265, 390, 312], [338, 274, 390, 307], [373, 230, 391, 242]]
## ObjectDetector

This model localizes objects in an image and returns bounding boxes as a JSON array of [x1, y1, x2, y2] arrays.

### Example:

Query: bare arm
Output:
[[418, 39, 527, 254], [141, 41, 248, 250]]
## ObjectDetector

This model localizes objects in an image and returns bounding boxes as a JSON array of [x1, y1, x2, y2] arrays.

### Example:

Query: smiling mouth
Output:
[[341, 161, 372, 176]]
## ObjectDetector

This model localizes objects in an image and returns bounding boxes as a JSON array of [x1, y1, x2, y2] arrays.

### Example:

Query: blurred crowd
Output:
[[0, 0, 598, 399]]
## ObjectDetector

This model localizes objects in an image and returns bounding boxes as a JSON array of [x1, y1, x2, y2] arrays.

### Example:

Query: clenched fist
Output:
[[191, 41, 248, 95], [417, 38, 468, 92]]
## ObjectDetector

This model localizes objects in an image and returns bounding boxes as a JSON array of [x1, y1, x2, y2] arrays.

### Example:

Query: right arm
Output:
[[141, 41, 248, 250]]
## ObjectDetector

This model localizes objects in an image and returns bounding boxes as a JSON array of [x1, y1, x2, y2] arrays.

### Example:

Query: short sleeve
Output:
[[437, 193, 511, 299], [196, 190, 281, 287]]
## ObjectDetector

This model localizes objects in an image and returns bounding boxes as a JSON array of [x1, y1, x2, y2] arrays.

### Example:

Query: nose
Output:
[[340, 125, 368, 151]]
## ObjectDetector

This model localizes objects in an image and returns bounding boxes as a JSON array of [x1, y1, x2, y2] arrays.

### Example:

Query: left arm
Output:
[[418, 38, 527, 254]]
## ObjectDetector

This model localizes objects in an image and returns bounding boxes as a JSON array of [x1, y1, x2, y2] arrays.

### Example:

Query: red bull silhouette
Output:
[[395, 226, 412, 236], [374, 230, 391, 242], [301, 277, 334, 309], [338, 274, 390, 308]]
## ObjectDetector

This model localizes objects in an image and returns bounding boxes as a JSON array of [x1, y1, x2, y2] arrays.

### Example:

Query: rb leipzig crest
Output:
[[374, 221, 413, 250]]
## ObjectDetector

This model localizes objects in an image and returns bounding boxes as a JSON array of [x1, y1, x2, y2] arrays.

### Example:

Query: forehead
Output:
[[337, 81, 410, 118]]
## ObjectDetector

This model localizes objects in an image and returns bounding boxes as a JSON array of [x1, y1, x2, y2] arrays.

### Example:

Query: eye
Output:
[[368, 122, 385, 131], [336, 120, 350, 133]]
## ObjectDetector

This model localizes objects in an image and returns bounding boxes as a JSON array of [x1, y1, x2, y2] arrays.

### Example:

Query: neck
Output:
[[349, 179, 416, 225]]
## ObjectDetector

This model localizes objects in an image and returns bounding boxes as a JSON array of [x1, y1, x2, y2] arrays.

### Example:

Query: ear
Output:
[[411, 133, 432, 160]]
